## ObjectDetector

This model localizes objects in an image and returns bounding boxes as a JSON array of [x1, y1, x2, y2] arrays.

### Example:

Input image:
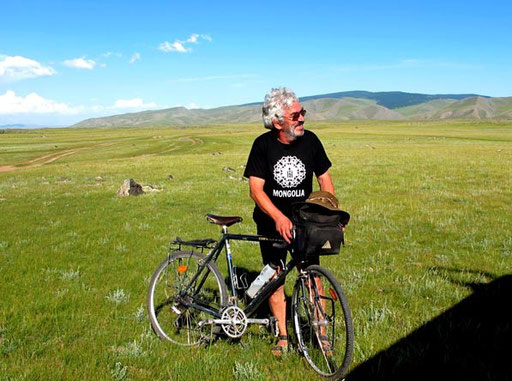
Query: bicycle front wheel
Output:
[[147, 251, 228, 346], [292, 265, 354, 379]]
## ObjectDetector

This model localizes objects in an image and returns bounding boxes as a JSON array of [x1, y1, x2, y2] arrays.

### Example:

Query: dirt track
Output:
[[134, 136, 203, 158], [0, 139, 204, 172], [0, 143, 114, 173]]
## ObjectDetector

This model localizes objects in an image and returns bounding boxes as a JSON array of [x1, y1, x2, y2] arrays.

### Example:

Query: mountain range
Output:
[[72, 91, 512, 128]]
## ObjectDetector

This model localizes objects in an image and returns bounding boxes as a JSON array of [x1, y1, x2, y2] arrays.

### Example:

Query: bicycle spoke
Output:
[[148, 251, 227, 346], [292, 265, 353, 379], [307, 276, 336, 372]]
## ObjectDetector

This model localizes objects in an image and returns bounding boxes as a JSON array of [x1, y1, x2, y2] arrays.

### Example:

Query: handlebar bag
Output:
[[291, 203, 350, 257]]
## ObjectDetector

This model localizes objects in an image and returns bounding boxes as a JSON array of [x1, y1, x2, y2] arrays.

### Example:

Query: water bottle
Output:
[[246, 264, 278, 299]]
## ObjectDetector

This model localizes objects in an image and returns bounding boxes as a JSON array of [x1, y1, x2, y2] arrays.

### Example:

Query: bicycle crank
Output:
[[197, 306, 248, 338], [219, 306, 247, 338]]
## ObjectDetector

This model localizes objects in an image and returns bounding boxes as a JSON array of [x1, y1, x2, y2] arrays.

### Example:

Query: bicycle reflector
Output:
[[329, 288, 338, 301], [177, 265, 188, 273]]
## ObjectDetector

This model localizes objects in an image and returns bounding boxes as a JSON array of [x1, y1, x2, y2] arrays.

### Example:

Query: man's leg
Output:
[[256, 216, 289, 353], [269, 284, 287, 348], [257, 236, 288, 352]]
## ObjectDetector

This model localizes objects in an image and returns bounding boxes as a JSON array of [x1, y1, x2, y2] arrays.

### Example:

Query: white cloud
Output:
[[0, 90, 81, 114], [158, 34, 212, 53], [129, 52, 141, 64], [112, 98, 157, 109], [0, 55, 56, 81], [62, 57, 96, 69], [186, 34, 199, 44], [0, 91, 161, 124], [158, 41, 190, 53]]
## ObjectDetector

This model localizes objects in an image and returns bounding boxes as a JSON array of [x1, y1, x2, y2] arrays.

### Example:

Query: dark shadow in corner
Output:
[[348, 270, 512, 381]]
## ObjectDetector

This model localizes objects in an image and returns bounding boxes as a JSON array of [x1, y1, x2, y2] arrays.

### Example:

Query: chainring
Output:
[[220, 306, 247, 338]]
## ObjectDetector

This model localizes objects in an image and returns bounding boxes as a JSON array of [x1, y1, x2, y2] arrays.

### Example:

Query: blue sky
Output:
[[1, 0, 510, 126]]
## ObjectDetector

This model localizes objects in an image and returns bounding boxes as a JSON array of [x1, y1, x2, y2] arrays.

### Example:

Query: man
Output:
[[243, 87, 335, 355]]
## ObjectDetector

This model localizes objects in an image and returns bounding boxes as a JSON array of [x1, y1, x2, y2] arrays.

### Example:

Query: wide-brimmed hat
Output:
[[306, 191, 350, 225], [305, 191, 342, 211]]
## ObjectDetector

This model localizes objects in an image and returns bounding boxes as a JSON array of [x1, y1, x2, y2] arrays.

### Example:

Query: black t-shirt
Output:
[[243, 130, 331, 224]]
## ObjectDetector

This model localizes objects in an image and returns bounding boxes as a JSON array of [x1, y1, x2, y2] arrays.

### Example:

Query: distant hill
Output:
[[243, 90, 486, 109], [72, 105, 263, 128], [71, 91, 512, 128], [428, 97, 512, 119], [303, 98, 405, 120], [393, 99, 459, 119]]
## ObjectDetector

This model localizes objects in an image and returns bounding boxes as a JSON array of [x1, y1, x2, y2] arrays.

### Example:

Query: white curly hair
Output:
[[261, 87, 298, 129]]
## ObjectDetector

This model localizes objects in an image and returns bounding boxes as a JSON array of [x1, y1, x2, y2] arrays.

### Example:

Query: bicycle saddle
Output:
[[205, 213, 243, 227]]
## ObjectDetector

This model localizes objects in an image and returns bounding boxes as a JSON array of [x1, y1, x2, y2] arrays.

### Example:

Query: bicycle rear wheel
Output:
[[147, 251, 228, 346], [292, 265, 353, 379]]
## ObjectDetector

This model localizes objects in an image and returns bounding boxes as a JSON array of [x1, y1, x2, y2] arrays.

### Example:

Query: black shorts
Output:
[[254, 209, 319, 268]]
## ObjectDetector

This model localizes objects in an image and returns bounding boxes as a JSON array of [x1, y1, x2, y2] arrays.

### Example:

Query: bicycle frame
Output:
[[176, 225, 301, 319], [149, 221, 354, 379]]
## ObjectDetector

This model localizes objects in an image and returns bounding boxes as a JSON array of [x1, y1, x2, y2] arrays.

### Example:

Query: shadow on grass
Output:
[[348, 270, 512, 381]]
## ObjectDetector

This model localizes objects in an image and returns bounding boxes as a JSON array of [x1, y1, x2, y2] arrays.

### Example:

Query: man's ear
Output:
[[273, 118, 283, 130]]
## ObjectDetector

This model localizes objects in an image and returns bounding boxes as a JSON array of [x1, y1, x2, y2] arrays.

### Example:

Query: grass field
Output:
[[1, 120, 511, 380]]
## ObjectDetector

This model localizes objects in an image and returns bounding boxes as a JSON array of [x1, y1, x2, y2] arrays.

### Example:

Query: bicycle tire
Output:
[[147, 250, 228, 346], [292, 264, 354, 379]]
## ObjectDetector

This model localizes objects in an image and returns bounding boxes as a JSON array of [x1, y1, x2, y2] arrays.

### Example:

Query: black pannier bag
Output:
[[291, 202, 350, 257]]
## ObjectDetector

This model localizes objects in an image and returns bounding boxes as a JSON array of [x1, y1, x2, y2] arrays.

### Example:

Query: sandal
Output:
[[271, 335, 289, 357], [319, 335, 333, 356]]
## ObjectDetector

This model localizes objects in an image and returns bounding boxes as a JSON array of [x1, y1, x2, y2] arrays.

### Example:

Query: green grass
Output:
[[1, 120, 511, 379]]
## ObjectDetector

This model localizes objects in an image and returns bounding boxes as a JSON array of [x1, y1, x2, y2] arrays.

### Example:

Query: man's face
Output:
[[282, 101, 306, 141]]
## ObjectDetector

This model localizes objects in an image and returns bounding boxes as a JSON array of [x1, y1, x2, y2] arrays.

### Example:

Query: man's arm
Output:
[[317, 171, 335, 194], [317, 170, 346, 231], [249, 176, 293, 243]]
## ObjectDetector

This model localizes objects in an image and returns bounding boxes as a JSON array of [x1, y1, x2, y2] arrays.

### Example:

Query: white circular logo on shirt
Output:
[[273, 156, 306, 188]]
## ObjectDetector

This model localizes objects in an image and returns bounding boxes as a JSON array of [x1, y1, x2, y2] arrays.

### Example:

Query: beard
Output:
[[284, 123, 305, 141]]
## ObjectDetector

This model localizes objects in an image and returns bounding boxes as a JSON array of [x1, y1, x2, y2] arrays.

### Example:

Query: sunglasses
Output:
[[288, 108, 307, 121]]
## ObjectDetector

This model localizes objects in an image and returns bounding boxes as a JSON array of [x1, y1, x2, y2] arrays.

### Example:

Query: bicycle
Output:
[[147, 213, 354, 379]]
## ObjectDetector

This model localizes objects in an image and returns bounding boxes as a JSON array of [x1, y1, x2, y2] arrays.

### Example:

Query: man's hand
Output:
[[249, 177, 295, 243], [274, 214, 293, 244]]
